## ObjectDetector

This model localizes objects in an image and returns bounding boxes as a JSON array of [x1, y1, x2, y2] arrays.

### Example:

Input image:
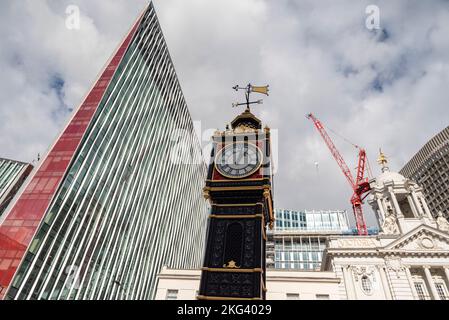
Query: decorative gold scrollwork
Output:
[[223, 260, 240, 269]]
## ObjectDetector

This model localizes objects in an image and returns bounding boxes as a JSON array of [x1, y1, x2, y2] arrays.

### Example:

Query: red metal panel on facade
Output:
[[0, 15, 143, 299]]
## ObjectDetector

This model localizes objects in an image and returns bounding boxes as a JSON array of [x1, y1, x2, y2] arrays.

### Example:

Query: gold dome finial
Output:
[[377, 149, 387, 165], [377, 149, 389, 172]]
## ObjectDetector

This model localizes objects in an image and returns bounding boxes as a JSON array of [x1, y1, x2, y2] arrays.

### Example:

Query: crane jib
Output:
[[307, 113, 371, 236]]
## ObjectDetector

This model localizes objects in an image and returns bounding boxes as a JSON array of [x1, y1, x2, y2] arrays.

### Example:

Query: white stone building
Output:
[[319, 153, 449, 300], [155, 154, 449, 300]]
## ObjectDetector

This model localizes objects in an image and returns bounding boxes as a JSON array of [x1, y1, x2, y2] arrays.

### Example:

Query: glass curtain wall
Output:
[[4, 3, 208, 300]]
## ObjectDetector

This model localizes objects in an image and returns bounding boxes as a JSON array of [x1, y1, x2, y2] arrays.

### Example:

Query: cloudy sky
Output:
[[1, 0, 448, 227]]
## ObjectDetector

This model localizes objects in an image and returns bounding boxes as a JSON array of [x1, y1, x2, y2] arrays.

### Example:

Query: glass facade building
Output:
[[400, 126, 449, 220], [271, 236, 327, 270], [274, 209, 350, 232], [0, 158, 33, 220], [268, 209, 350, 270], [267, 209, 378, 270], [0, 3, 208, 300]]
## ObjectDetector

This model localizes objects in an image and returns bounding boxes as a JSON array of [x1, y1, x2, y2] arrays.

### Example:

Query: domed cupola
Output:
[[231, 108, 262, 131], [368, 150, 437, 235]]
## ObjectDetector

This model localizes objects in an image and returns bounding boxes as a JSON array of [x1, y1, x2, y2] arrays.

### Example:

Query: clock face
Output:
[[215, 142, 262, 179]]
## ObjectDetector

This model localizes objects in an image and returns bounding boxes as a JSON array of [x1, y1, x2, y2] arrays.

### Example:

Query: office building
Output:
[[267, 209, 351, 270], [400, 126, 449, 219], [0, 158, 33, 219], [0, 2, 208, 300]]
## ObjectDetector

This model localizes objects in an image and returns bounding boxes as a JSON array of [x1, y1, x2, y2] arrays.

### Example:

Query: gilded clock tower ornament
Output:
[[223, 260, 240, 269], [198, 84, 274, 301]]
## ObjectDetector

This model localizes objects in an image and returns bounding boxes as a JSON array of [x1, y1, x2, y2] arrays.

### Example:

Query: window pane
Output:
[[166, 289, 178, 300]]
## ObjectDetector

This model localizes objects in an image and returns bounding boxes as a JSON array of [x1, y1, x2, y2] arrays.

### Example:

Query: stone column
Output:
[[444, 268, 449, 291], [423, 266, 440, 300], [342, 266, 356, 300], [378, 266, 393, 300], [377, 198, 386, 218], [411, 191, 424, 216], [407, 195, 419, 218], [389, 189, 403, 218], [381, 198, 393, 224], [421, 197, 433, 219], [405, 267, 418, 300], [381, 198, 389, 214]]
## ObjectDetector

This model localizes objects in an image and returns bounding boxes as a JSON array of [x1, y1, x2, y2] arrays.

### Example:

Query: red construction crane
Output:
[[306, 113, 371, 235]]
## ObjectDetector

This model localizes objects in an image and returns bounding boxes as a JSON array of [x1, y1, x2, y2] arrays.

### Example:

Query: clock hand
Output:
[[236, 149, 246, 165], [226, 153, 235, 165]]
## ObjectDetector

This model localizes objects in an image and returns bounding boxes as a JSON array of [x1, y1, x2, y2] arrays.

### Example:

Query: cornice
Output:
[[266, 276, 341, 284], [157, 274, 201, 281], [326, 248, 449, 258]]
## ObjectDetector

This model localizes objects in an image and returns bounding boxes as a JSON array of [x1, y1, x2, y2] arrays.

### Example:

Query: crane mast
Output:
[[307, 113, 370, 235]]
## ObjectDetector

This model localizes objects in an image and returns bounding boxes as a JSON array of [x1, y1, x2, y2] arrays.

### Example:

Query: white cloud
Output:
[[0, 0, 147, 162]]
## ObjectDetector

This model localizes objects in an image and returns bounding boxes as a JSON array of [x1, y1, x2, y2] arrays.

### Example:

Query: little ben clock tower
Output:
[[198, 84, 274, 300]]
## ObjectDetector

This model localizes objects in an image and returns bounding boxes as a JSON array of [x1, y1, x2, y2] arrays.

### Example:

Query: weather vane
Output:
[[232, 83, 269, 111]]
